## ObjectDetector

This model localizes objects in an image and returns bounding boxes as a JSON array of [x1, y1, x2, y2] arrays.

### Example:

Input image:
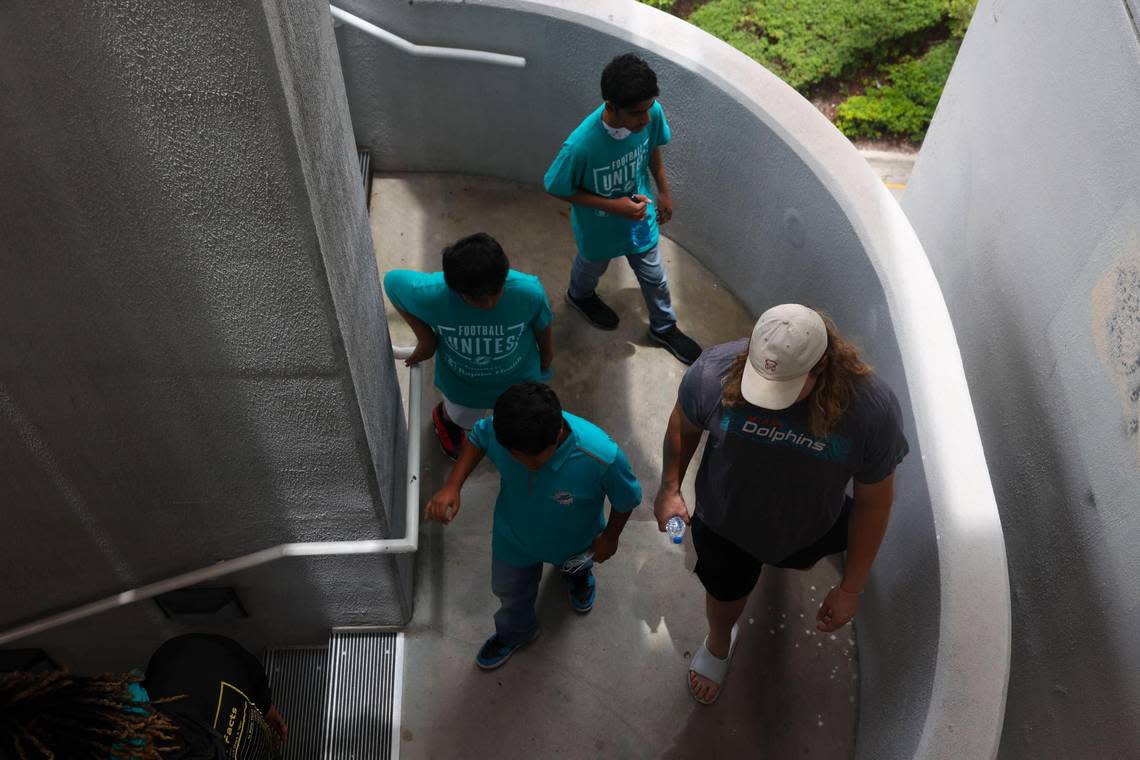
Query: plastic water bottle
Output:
[[630, 195, 654, 249], [560, 550, 593, 574], [666, 515, 685, 544]]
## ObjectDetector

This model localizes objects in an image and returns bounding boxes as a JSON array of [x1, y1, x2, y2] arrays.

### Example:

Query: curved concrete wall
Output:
[[902, 1, 1140, 756], [334, 1, 1008, 757], [0, 0, 411, 667]]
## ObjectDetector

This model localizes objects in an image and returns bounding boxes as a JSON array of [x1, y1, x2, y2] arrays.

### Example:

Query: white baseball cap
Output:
[[740, 304, 828, 410]]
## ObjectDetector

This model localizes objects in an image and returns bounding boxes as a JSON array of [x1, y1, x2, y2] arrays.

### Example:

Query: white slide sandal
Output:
[[688, 624, 739, 705]]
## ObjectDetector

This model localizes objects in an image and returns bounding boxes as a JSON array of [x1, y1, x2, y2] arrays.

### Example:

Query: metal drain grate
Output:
[[323, 631, 404, 760], [264, 647, 328, 760]]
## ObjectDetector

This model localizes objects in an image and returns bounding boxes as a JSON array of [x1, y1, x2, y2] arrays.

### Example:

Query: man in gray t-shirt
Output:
[[654, 304, 908, 705]]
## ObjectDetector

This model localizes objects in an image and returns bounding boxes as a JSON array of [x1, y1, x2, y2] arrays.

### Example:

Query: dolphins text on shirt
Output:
[[720, 410, 851, 462]]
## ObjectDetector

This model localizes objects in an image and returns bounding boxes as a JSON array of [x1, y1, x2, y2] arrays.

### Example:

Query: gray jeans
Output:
[[491, 553, 594, 645], [567, 244, 677, 333]]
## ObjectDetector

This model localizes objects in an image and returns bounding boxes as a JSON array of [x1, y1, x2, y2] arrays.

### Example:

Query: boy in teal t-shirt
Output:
[[425, 382, 642, 670], [544, 53, 701, 365], [384, 233, 554, 459]]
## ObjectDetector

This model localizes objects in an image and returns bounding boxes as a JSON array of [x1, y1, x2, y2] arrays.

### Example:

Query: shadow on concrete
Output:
[[979, 297, 1140, 757]]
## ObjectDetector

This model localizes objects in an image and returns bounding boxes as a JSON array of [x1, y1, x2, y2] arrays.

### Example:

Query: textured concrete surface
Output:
[[903, 0, 1140, 756], [374, 173, 858, 759], [335, 4, 1009, 758], [23, 554, 404, 673], [0, 0, 408, 668]]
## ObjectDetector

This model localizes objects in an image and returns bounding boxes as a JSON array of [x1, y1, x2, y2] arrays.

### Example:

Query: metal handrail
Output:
[[329, 5, 527, 68], [0, 346, 423, 647]]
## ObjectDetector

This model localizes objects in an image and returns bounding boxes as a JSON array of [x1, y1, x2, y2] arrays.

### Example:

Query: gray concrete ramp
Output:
[[372, 173, 858, 759]]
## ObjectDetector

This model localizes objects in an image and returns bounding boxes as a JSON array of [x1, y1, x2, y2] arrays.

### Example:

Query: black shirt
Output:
[[144, 635, 276, 760]]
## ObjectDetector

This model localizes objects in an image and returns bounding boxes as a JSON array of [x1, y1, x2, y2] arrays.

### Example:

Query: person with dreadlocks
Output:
[[653, 304, 910, 705], [0, 669, 179, 759], [0, 634, 287, 759]]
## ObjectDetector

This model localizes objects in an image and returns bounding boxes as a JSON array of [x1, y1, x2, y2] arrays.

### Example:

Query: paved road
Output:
[[860, 149, 916, 201]]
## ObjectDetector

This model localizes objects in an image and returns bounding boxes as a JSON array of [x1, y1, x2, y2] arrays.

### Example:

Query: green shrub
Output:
[[645, 0, 978, 142], [945, 0, 978, 36], [688, 0, 947, 90], [834, 38, 959, 141]]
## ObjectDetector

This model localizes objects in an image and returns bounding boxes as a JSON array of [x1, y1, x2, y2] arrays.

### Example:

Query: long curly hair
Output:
[[0, 670, 180, 759], [721, 311, 872, 437]]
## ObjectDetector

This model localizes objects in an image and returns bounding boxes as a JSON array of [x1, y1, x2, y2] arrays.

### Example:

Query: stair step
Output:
[[325, 630, 403, 760], [266, 631, 403, 760], [265, 646, 328, 760]]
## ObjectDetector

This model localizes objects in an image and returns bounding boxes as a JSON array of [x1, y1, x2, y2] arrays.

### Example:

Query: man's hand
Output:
[[612, 195, 650, 221], [405, 333, 437, 366], [653, 486, 690, 531], [816, 586, 861, 632], [591, 530, 620, 563], [425, 485, 461, 525], [656, 190, 674, 224], [265, 705, 288, 745]]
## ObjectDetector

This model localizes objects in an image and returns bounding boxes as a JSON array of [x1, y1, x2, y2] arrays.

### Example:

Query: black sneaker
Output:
[[431, 402, 463, 460], [475, 629, 539, 670], [565, 291, 619, 331], [650, 326, 702, 365]]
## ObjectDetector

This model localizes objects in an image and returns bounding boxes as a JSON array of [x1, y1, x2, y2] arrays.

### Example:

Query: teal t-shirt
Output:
[[543, 101, 672, 261], [468, 411, 643, 567], [109, 681, 150, 759], [384, 269, 552, 408]]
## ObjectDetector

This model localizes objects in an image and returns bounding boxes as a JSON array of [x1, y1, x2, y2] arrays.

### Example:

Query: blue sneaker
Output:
[[475, 630, 538, 671], [568, 573, 596, 614]]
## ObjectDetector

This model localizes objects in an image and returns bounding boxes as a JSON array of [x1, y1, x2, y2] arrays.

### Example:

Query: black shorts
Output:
[[691, 497, 852, 602]]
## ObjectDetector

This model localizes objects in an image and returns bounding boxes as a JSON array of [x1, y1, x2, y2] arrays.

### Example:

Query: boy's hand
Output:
[[612, 195, 650, 221], [591, 530, 620, 563], [425, 485, 461, 524], [405, 334, 437, 366], [656, 191, 674, 224], [265, 705, 288, 746]]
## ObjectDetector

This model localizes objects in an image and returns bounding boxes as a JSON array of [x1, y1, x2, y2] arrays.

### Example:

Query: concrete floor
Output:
[[371, 174, 858, 760]]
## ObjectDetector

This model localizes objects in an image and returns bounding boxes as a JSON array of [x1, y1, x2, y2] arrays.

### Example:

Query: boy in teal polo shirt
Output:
[[425, 382, 642, 670], [544, 53, 701, 365], [384, 233, 554, 459]]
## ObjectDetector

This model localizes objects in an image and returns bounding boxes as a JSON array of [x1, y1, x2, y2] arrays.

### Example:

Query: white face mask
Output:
[[601, 119, 631, 141]]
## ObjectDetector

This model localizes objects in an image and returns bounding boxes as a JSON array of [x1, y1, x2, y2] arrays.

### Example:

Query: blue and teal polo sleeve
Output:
[[467, 417, 494, 451], [602, 446, 642, 512]]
